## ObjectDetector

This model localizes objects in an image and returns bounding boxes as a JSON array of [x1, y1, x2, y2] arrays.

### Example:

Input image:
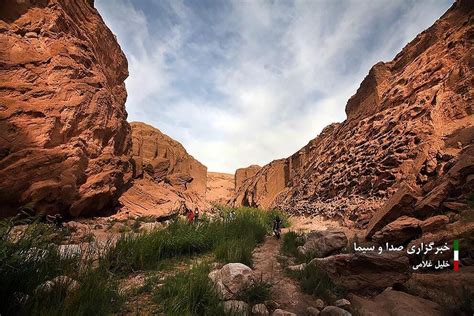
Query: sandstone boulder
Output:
[[310, 252, 410, 294], [419, 215, 449, 233], [350, 289, 443, 316], [0, 0, 133, 217], [208, 263, 255, 300], [297, 229, 348, 258], [372, 216, 422, 244], [271, 309, 296, 316], [320, 306, 351, 316], [366, 184, 421, 239]]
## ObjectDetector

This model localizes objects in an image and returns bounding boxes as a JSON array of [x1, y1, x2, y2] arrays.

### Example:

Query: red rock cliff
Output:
[[232, 1, 473, 226], [118, 122, 209, 217], [0, 0, 133, 217]]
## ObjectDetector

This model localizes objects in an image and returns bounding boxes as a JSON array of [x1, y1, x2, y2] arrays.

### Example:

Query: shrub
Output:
[[106, 207, 278, 272], [236, 277, 271, 305], [154, 263, 224, 316], [0, 221, 121, 315], [281, 231, 304, 257], [289, 264, 346, 304]]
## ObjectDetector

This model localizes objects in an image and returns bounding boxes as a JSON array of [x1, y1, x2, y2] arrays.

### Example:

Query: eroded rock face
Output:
[[118, 122, 208, 217], [232, 2, 473, 223], [206, 172, 234, 205], [234, 164, 261, 193], [0, 0, 133, 217]]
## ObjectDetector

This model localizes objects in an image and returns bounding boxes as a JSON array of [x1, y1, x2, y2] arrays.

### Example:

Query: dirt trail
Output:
[[252, 234, 319, 315]]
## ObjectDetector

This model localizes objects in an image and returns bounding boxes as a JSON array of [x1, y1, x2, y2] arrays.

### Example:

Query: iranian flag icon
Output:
[[454, 240, 459, 272]]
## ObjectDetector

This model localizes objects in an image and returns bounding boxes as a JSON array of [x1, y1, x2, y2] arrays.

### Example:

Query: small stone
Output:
[[252, 303, 269, 316], [315, 299, 325, 310], [334, 298, 351, 310], [307, 306, 320, 315], [321, 306, 352, 316], [25, 32, 38, 38], [265, 300, 280, 310], [224, 300, 249, 315], [287, 263, 306, 272]]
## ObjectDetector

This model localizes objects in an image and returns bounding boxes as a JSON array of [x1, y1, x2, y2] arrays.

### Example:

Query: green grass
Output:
[[1, 207, 286, 314], [154, 263, 224, 316], [288, 264, 346, 304], [0, 220, 121, 316], [106, 207, 287, 272], [235, 277, 271, 305], [281, 231, 305, 257]]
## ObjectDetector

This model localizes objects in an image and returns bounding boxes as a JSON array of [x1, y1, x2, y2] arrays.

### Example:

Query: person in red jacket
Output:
[[187, 209, 195, 224]]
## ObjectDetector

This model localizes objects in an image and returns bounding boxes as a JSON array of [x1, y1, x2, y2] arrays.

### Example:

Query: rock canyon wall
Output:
[[118, 122, 209, 217], [206, 172, 234, 205], [0, 0, 133, 217], [232, 1, 473, 230]]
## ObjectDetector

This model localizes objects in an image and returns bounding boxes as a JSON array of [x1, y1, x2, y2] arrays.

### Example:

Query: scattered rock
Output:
[[419, 215, 449, 233], [264, 300, 281, 310], [314, 299, 326, 310], [350, 289, 443, 316], [297, 229, 348, 258], [306, 306, 320, 316], [287, 263, 306, 272], [334, 299, 351, 310], [209, 263, 255, 300], [224, 300, 249, 315], [272, 309, 297, 316], [252, 303, 270, 316], [320, 306, 352, 316]]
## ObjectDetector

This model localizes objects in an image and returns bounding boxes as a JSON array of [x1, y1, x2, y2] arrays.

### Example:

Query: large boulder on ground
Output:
[[208, 263, 255, 300], [297, 229, 348, 258], [310, 252, 410, 294], [372, 216, 422, 244], [350, 289, 443, 316], [404, 267, 474, 311]]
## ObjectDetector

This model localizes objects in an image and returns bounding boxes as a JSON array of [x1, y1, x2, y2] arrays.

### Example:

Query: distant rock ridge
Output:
[[0, 0, 133, 217], [231, 1, 473, 228]]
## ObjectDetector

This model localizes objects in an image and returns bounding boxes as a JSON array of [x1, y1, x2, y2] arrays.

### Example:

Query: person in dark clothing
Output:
[[194, 208, 200, 224], [272, 216, 283, 239]]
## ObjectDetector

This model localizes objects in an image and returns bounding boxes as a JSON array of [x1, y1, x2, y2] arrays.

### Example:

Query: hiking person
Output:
[[229, 210, 236, 221], [187, 209, 195, 224], [272, 215, 283, 239], [194, 208, 200, 224]]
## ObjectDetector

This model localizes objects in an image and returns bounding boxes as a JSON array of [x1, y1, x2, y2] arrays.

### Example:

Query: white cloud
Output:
[[96, 0, 452, 173]]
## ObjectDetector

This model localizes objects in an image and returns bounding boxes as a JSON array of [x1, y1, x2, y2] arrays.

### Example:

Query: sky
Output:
[[95, 0, 452, 173]]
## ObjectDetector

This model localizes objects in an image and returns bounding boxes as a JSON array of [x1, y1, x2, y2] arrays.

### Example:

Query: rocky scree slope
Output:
[[232, 1, 473, 229]]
